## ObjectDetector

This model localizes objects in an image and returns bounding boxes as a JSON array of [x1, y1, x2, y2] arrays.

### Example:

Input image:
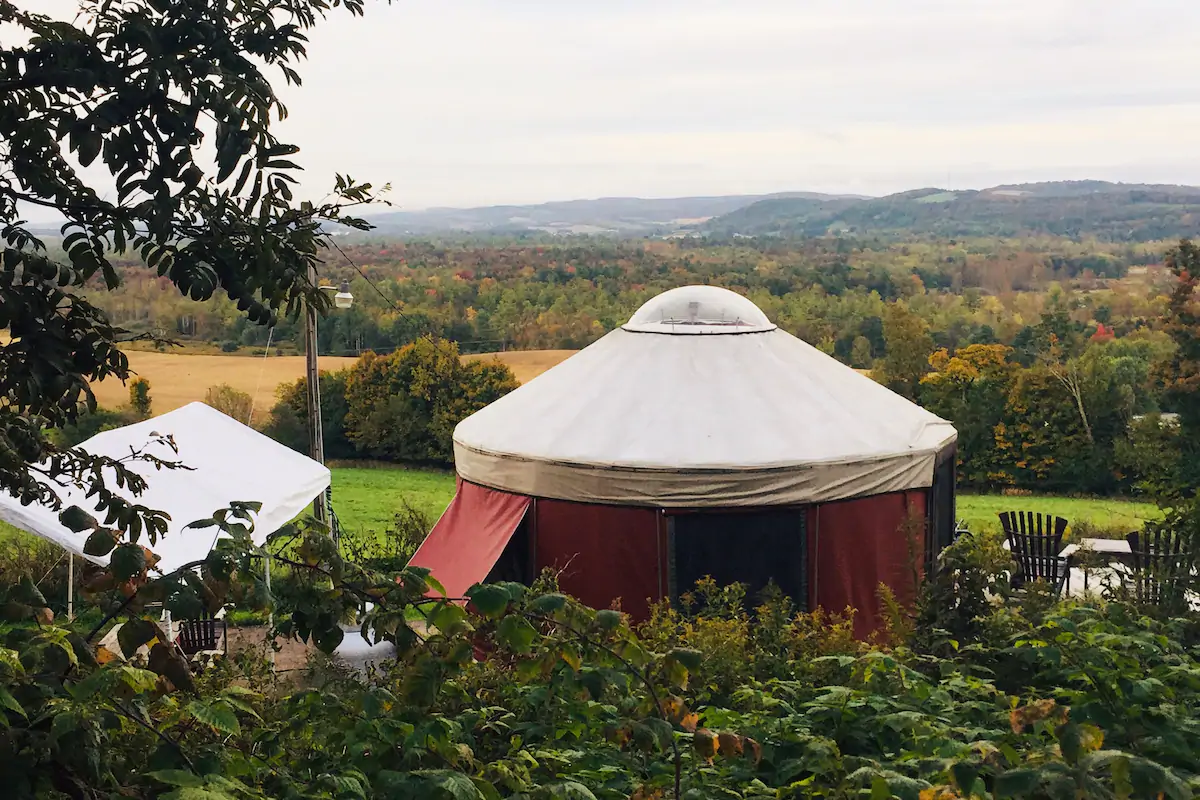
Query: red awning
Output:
[[407, 480, 531, 599]]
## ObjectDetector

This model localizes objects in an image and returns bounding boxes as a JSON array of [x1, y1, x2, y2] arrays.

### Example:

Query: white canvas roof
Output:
[[455, 286, 956, 508], [0, 402, 330, 573]]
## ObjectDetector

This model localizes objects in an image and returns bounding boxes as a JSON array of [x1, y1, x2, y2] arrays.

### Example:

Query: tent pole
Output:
[[67, 553, 74, 622]]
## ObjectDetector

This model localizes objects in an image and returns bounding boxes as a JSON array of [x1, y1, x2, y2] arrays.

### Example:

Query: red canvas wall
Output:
[[809, 490, 927, 639], [533, 499, 665, 621], [408, 480, 531, 599]]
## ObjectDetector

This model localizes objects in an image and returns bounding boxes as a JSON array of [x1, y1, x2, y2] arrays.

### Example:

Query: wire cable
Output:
[[322, 234, 421, 327], [244, 325, 275, 428]]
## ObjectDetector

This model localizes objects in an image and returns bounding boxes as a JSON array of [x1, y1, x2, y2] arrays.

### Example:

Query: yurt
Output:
[[411, 286, 958, 636]]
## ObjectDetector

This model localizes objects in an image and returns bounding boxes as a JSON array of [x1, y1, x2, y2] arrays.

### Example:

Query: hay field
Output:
[[90, 348, 577, 413], [461, 349, 575, 384], [90, 351, 359, 413]]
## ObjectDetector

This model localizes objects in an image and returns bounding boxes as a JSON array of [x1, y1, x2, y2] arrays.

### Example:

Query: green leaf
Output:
[[529, 593, 568, 614], [1058, 722, 1104, 764], [594, 609, 622, 631], [994, 768, 1041, 798], [83, 527, 119, 556], [413, 769, 487, 799], [110, 543, 147, 581], [496, 615, 538, 654], [187, 699, 240, 735], [544, 782, 599, 800], [148, 770, 205, 788], [470, 777, 503, 800], [0, 686, 26, 719], [117, 618, 160, 657], [13, 575, 48, 610], [668, 648, 703, 671], [60, 505, 98, 533], [1129, 758, 1191, 800], [870, 775, 892, 800], [429, 602, 469, 635], [313, 625, 345, 654], [950, 762, 978, 792], [166, 587, 203, 620], [465, 584, 510, 619]]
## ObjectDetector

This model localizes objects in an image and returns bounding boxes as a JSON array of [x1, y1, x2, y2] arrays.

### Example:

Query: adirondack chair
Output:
[[998, 511, 1071, 595], [1125, 528, 1193, 610], [177, 608, 227, 657]]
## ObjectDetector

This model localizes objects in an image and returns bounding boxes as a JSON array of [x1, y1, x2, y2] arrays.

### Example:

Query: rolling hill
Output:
[[352, 192, 861, 236], [705, 181, 1200, 241]]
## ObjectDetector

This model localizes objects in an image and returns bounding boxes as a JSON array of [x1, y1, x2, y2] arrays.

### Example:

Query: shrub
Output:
[[343, 337, 517, 465], [265, 369, 355, 458], [128, 377, 152, 418], [47, 406, 139, 447], [340, 499, 431, 573], [220, 340, 240, 352], [204, 383, 254, 422]]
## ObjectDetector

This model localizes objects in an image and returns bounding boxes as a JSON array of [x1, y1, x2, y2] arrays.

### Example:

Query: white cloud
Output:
[[10, 0, 1200, 209]]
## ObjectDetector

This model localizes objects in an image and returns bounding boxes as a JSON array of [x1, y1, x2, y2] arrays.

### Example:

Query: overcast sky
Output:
[[14, 0, 1200, 210]]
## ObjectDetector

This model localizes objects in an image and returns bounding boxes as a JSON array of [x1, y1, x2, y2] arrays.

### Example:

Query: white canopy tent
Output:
[[0, 402, 330, 574], [454, 285, 957, 507]]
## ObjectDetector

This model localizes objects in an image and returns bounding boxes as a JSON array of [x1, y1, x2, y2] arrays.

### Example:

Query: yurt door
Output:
[[667, 509, 809, 610]]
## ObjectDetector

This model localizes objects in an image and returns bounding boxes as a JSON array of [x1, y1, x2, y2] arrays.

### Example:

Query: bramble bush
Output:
[[2, 505, 1200, 799]]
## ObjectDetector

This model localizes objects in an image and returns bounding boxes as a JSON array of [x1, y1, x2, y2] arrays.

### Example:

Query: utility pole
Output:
[[305, 262, 329, 527], [304, 266, 352, 531]]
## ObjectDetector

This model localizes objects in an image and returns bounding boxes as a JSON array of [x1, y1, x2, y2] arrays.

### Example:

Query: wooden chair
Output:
[[1126, 528, 1193, 610], [998, 511, 1071, 595], [177, 609, 227, 657]]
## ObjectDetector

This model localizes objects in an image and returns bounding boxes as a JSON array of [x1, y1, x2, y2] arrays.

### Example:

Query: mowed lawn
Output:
[[330, 464, 455, 539], [327, 464, 1163, 542], [0, 460, 1161, 547], [957, 493, 1160, 537]]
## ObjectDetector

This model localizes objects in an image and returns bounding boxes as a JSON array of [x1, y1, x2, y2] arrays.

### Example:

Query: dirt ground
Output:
[[224, 626, 317, 673]]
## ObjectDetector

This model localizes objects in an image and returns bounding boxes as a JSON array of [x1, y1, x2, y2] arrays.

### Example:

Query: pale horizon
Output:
[[9, 0, 1200, 219]]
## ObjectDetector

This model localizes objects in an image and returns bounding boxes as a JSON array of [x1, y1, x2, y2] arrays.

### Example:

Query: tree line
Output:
[[82, 234, 1166, 361]]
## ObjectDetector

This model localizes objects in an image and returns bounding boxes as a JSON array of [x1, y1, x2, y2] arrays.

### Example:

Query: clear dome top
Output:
[[622, 285, 776, 334]]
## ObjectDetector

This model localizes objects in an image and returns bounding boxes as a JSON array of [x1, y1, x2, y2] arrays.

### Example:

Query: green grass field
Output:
[[327, 465, 1163, 542], [329, 464, 455, 539], [957, 493, 1160, 537], [0, 463, 1162, 547]]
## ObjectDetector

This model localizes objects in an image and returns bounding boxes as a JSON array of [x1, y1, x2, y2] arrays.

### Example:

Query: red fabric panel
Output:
[[534, 499, 663, 621], [408, 480, 531, 599], [812, 491, 927, 639]]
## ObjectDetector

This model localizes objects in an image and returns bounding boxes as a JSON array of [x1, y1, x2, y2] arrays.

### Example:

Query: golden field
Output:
[[90, 349, 576, 413]]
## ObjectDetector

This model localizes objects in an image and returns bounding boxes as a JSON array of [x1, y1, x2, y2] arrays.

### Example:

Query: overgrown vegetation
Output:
[[4, 505, 1200, 799], [264, 336, 517, 466]]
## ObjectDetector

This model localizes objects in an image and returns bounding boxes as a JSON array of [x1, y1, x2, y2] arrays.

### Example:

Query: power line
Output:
[[322, 234, 424, 329]]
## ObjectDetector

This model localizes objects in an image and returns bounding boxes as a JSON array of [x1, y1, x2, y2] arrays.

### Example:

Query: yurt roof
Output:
[[454, 286, 956, 508]]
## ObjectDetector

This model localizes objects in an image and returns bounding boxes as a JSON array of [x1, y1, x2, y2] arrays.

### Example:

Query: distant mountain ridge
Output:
[[705, 181, 1200, 242], [357, 192, 864, 235]]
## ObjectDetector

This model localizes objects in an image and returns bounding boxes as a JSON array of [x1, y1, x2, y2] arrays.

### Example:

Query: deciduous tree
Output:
[[0, 0, 382, 525], [879, 301, 934, 400]]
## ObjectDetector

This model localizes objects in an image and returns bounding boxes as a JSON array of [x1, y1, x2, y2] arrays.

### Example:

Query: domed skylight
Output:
[[622, 285, 776, 334]]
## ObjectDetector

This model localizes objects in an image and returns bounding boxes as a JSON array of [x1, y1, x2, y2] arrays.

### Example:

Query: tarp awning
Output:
[[0, 402, 330, 574], [408, 480, 530, 599]]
